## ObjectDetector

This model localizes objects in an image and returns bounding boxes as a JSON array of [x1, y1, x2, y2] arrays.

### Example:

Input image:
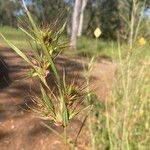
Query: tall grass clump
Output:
[[89, 51, 150, 150], [86, 0, 150, 149], [0, 0, 92, 149]]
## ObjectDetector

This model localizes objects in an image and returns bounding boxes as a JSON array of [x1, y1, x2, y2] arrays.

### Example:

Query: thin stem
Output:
[[105, 98, 113, 150], [73, 106, 92, 150], [88, 115, 95, 150], [96, 38, 98, 51], [41, 122, 63, 139], [64, 126, 68, 149], [74, 114, 88, 145]]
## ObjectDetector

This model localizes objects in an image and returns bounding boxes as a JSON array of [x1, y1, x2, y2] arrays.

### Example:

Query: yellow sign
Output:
[[94, 27, 102, 38]]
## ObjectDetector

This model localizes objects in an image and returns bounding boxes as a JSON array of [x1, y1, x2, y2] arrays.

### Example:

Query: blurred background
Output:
[[0, 0, 150, 58]]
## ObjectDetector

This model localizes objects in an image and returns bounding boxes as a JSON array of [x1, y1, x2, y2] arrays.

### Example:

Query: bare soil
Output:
[[0, 46, 115, 150]]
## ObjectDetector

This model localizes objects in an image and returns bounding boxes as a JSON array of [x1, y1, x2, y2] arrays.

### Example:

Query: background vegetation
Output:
[[0, 0, 150, 57]]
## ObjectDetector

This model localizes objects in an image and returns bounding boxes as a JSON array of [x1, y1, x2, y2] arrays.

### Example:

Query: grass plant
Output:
[[0, 0, 92, 149], [85, 1, 150, 149], [88, 52, 150, 150]]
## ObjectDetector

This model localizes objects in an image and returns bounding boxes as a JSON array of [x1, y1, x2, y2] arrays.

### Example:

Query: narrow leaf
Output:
[[56, 22, 66, 36], [22, 0, 39, 34], [61, 97, 69, 127], [74, 105, 93, 145], [69, 105, 92, 119], [19, 26, 35, 40], [0, 33, 33, 66], [41, 86, 55, 115]]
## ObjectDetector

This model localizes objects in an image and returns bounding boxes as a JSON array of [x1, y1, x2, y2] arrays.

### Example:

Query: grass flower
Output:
[[138, 37, 146, 46], [31, 80, 87, 127]]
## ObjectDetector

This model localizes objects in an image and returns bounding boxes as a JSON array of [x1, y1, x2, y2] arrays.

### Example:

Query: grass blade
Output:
[[69, 105, 92, 119], [61, 97, 69, 127], [0, 33, 33, 66], [22, 0, 39, 34], [41, 85, 55, 115], [19, 26, 35, 40], [41, 122, 63, 139]]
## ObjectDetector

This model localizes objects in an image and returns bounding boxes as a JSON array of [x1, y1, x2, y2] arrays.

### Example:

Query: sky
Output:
[[144, 8, 150, 17], [24, 0, 32, 4]]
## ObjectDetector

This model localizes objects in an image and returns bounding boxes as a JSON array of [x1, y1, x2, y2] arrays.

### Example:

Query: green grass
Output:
[[0, 26, 118, 59], [0, 26, 150, 60], [77, 36, 150, 61], [0, 26, 31, 49], [77, 36, 118, 59]]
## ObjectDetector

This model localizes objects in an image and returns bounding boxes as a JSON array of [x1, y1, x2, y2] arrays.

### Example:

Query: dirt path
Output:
[[0, 46, 115, 150]]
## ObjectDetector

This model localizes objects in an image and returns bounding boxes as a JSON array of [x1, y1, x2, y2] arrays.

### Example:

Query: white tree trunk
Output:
[[70, 0, 82, 49], [67, 19, 71, 35], [77, 0, 87, 37]]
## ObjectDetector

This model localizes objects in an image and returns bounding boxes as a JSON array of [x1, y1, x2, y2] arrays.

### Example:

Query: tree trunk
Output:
[[67, 14, 72, 35], [70, 0, 82, 49], [77, 0, 87, 37]]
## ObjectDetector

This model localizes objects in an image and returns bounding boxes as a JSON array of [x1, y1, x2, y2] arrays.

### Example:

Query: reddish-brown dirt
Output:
[[0, 46, 115, 150]]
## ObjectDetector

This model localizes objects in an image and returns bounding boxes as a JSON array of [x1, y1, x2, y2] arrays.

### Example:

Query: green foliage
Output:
[[84, 0, 150, 41], [77, 37, 118, 59], [97, 0, 120, 39], [0, 0, 20, 27], [1, 26, 150, 61], [30, 0, 68, 25], [84, 0, 120, 39]]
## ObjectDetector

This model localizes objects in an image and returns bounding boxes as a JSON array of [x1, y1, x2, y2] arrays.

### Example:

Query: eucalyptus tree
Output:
[[70, 0, 82, 49], [78, 0, 88, 37]]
